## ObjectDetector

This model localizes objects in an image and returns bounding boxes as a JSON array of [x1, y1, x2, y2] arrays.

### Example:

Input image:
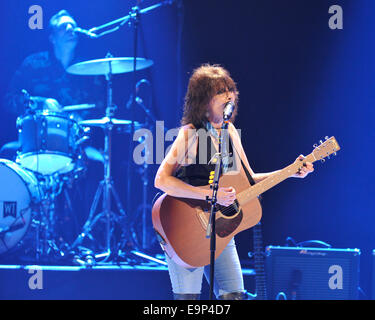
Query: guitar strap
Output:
[[206, 128, 257, 188], [241, 159, 256, 187], [217, 124, 256, 187], [228, 136, 256, 187]]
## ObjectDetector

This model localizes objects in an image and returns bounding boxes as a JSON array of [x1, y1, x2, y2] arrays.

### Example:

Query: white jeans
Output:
[[165, 238, 245, 298]]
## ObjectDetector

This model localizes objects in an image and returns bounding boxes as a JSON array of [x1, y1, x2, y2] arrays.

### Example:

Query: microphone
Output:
[[223, 101, 235, 121], [126, 95, 145, 109], [126, 79, 151, 109], [73, 27, 98, 39], [136, 79, 151, 89], [135, 96, 144, 105]]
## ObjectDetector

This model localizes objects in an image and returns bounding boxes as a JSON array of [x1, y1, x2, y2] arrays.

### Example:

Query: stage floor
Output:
[[0, 262, 255, 300]]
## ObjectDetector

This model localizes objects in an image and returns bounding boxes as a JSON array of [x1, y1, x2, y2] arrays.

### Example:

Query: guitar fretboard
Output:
[[237, 154, 315, 205]]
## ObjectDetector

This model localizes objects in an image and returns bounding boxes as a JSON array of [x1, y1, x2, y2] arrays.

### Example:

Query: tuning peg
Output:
[[325, 136, 329, 140], [319, 140, 323, 145], [333, 152, 337, 156], [313, 143, 318, 148], [320, 158, 326, 163]]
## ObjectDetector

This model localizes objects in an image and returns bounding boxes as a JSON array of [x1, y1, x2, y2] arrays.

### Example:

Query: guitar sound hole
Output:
[[217, 199, 239, 217]]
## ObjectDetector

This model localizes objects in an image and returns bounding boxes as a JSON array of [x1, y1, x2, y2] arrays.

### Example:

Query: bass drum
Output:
[[0, 159, 42, 255]]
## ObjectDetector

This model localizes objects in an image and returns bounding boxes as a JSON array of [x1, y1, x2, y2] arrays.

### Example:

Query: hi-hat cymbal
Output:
[[79, 117, 142, 128], [67, 57, 153, 76]]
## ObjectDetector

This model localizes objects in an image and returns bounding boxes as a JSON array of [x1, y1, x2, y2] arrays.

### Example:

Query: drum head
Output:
[[0, 160, 39, 255], [17, 153, 74, 175]]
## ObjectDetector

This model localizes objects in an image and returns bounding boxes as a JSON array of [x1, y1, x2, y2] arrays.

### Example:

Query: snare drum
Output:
[[16, 110, 83, 175], [0, 159, 42, 255]]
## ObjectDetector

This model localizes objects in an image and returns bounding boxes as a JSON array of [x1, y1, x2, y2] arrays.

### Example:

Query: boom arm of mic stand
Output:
[[88, 0, 177, 38]]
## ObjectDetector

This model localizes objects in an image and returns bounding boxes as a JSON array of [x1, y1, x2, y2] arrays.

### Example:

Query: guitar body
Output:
[[152, 165, 262, 268]]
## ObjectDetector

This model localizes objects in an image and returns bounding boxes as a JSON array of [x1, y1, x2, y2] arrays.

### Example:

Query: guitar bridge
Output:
[[197, 210, 208, 231]]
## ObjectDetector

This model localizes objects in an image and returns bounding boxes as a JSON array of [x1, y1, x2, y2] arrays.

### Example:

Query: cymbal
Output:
[[67, 57, 153, 76], [62, 104, 96, 112], [79, 117, 142, 128]]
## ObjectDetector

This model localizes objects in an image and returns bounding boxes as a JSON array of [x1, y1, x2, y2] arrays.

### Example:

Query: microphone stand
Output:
[[205, 119, 230, 300], [87, 1, 177, 39]]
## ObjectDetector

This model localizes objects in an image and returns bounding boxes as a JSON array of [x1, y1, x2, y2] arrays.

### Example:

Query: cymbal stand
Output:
[[125, 4, 140, 230], [70, 1, 179, 265], [132, 132, 151, 250], [70, 56, 129, 262], [131, 86, 155, 249]]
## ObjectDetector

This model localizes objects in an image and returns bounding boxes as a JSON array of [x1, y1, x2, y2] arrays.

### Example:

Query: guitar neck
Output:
[[237, 153, 315, 205]]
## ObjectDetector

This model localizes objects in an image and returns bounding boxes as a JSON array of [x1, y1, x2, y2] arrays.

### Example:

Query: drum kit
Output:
[[0, 0, 180, 265], [0, 56, 156, 265]]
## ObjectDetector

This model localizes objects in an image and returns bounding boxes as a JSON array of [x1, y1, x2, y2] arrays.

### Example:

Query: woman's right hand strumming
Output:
[[216, 186, 236, 207]]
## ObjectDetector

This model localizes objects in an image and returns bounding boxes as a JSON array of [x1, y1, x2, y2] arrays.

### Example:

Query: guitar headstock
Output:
[[308, 136, 340, 163]]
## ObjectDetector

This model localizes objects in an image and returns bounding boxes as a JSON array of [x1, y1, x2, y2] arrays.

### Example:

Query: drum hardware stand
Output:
[[28, 202, 58, 262], [131, 97, 156, 250], [67, 1, 179, 265], [70, 55, 132, 263], [32, 175, 66, 262], [128, 96, 172, 255], [130, 153, 151, 250], [82, 0, 175, 234], [115, 102, 164, 264]]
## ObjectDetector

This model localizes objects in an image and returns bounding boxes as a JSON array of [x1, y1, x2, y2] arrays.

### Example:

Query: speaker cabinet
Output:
[[266, 246, 360, 300]]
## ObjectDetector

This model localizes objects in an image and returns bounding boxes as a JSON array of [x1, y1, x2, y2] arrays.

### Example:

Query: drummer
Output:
[[3, 9, 105, 159], [2, 10, 106, 241], [4, 9, 104, 116]]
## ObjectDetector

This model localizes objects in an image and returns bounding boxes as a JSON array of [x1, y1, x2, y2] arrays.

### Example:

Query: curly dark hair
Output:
[[181, 64, 239, 127]]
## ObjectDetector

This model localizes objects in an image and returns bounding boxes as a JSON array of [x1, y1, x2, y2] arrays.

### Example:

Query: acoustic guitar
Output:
[[152, 137, 340, 268]]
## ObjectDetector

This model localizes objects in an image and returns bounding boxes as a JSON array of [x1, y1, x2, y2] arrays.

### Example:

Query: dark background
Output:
[[0, 0, 374, 298]]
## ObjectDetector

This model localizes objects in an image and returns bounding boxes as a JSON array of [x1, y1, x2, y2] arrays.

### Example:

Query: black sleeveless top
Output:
[[174, 128, 255, 187]]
